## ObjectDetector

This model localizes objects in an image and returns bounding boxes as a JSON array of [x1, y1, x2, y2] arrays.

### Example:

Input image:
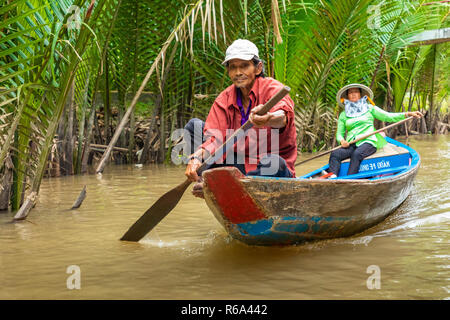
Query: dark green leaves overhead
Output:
[[0, 0, 114, 213]]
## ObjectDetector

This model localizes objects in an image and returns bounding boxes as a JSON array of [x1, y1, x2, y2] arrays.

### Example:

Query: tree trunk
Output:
[[165, 110, 177, 163], [95, 33, 179, 173], [104, 50, 111, 143], [93, 110, 102, 145], [139, 42, 178, 164], [118, 90, 127, 164], [401, 92, 408, 138], [428, 44, 437, 133], [128, 108, 135, 163], [420, 116, 428, 134], [56, 92, 68, 177], [370, 46, 385, 91], [0, 155, 13, 211], [139, 105, 160, 164], [81, 100, 97, 173], [75, 72, 90, 174], [64, 82, 75, 175], [159, 101, 165, 163], [13, 191, 37, 221]]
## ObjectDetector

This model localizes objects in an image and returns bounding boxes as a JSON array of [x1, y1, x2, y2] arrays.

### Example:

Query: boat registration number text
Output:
[[360, 160, 390, 172]]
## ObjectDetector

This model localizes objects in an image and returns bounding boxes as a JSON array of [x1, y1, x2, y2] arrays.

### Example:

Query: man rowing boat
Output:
[[184, 39, 297, 197]]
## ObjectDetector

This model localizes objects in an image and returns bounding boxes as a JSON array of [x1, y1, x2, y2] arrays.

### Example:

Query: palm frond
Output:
[[0, 0, 118, 214]]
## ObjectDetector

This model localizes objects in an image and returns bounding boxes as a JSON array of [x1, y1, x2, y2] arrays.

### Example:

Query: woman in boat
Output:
[[325, 83, 423, 178]]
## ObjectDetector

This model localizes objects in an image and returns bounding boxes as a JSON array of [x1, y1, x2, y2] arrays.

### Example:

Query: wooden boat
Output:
[[202, 137, 420, 246]]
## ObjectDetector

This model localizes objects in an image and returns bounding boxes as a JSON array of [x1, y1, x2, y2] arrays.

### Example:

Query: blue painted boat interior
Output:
[[299, 137, 419, 181], [247, 137, 419, 182]]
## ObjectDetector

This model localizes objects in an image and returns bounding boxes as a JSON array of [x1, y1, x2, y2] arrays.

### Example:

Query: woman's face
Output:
[[347, 88, 361, 102]]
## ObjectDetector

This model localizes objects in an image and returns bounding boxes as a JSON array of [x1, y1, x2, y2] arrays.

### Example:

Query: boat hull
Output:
[[203, 143, 419, 246]]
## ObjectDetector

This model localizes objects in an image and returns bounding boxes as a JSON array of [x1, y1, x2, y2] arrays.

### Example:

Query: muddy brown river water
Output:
[[0, 135, 448, 299]]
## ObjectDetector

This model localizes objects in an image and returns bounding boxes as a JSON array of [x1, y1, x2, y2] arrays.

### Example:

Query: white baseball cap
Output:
[[222, 39, 259, 65]]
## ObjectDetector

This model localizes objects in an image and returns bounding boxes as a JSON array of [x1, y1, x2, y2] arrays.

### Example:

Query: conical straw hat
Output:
[[336, 83, 373, 107]]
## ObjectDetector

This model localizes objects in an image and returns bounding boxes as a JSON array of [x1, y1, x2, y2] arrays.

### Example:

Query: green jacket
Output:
[[336, 105, 406, 150]]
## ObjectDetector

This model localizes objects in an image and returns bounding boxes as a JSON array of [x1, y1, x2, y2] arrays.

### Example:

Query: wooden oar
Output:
[[295, 116, 415, 167], [120, 86, 291, 242]]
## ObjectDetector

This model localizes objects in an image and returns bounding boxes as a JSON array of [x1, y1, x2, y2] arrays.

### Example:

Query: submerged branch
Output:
[[71, 185, 87, 210]]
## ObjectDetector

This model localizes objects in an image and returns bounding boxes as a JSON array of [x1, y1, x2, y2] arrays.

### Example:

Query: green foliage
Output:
[[134, 101, 154, 119], [1, 0, 448, 214], [108, 0, 184, 97], [0, 0, 114, 211]]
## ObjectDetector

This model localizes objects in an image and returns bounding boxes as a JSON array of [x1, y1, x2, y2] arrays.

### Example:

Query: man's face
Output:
[[347, 88, 362, 102], [227, 59, 262, 89]]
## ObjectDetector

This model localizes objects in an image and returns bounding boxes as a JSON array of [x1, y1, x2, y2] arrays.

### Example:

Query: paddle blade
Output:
[[120, 179, 192, 242]]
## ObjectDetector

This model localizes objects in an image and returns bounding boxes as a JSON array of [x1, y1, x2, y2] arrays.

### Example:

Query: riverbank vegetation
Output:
[[0, 0, 449, 215]]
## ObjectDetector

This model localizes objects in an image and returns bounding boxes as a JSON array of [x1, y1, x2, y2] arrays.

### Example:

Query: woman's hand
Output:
[[406, 111, 423, 119], [340, 139, 350, 148]]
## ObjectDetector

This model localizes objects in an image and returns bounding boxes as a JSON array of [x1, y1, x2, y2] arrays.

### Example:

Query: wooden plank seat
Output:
[[342, 143, 409, 163]]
